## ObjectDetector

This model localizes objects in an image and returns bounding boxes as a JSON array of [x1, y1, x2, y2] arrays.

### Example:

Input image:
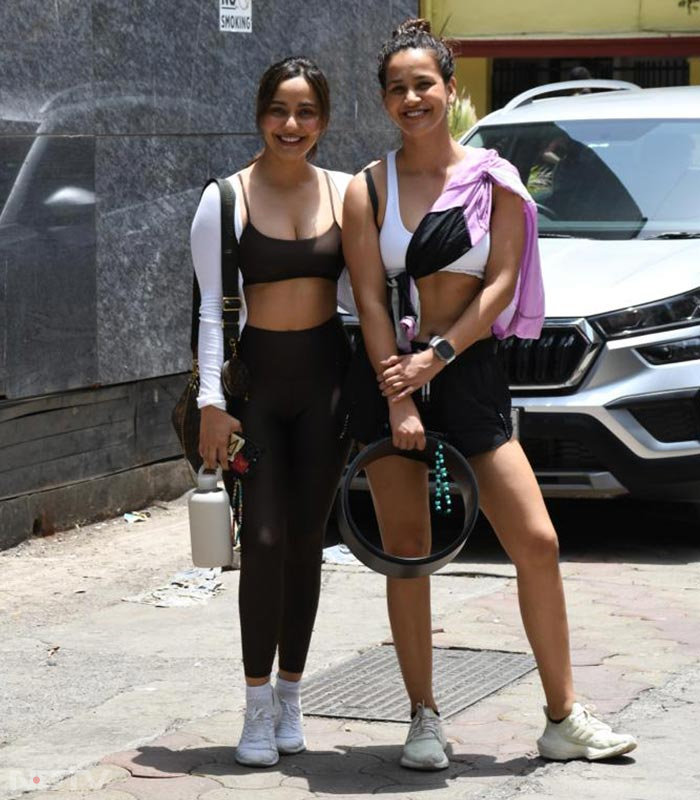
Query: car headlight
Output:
[[637, 336, 700, 365], [590, 288, 700, 339]]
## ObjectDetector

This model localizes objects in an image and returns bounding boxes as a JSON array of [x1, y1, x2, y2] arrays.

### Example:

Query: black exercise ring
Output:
[[338, 434, 479, 578]]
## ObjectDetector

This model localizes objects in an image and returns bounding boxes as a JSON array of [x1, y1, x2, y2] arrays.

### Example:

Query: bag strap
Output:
[[189, 177, 241, 363], [189, 277, 200, 358], [363, 168, 380, 229], [216, 177, 240, 363]]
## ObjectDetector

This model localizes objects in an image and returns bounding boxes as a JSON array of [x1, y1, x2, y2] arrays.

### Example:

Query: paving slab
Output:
[[53, 765, 131, 791], [107, 775, 221, 800], [21, 793, 134, 800], [202, 790, 313, 800]]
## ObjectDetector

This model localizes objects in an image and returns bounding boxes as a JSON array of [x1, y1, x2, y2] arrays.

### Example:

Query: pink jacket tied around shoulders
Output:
[[428, 147, 545, 340]]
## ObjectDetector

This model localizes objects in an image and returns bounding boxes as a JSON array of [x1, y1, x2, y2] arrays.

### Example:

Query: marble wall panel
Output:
[[0, 1, 94, 135], [318, 130, 402, 177], [89, 0, 418, 138], [1, 0, 419, 399], [206, 135, 268, 180], [0, 254, 6, 397], [93, 0, 221, 135], [391, 0, 421, 24], [92, 0, 157, 135], [0, 135, 33, 396], [94, 134, 213, 384], [185, 6, 270, 136], [96, 195, 194, 384], [0, 135, 97, 397], [326, 0, 414, 137], [93, 1, 263, 135]]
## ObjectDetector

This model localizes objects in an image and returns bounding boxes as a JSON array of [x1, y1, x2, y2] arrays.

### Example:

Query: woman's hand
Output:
[[378, 350, 443, 402], [199, 406, 243, 470], [388, 398, 426, 450]]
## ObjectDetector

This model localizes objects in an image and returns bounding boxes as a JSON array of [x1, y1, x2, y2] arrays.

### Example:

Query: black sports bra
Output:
[[237, 172, 344, 287]]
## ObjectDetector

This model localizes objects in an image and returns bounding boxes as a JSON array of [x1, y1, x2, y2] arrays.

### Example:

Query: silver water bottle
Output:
[[188, 467, 233, 567]]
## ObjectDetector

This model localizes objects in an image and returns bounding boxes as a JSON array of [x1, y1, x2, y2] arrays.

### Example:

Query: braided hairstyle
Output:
[[377, 18, 455, 90]]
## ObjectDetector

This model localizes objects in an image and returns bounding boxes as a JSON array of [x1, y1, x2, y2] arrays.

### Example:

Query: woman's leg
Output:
[[365, 456, 436, 712], [470, 437, 638, 759], [276, 383, 351, 677], [270, 400, 347, 759], [468, 438, 575, 717], [365, 455, 448, 770], [271, 325, 351, 756], [233, 400, 291, 767], [237, 408, 291, 684]]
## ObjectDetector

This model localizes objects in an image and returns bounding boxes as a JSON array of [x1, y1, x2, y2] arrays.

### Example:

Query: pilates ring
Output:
[[337, 434, 479, 578]]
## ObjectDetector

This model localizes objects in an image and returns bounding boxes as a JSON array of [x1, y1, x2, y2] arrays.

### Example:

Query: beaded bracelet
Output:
[[434, 440, 452, 516]]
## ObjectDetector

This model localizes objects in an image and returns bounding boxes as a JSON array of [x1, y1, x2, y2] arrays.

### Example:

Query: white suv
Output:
[[460, 81, 700, 505]]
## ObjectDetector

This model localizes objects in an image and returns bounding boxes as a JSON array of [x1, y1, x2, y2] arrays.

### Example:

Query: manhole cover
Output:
[[304, 646, 536, 722]]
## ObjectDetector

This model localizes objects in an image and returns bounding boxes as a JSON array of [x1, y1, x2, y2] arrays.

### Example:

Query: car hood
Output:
[[540, 238, 700, 318]]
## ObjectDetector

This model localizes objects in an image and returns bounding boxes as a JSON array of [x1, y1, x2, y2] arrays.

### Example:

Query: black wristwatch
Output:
[[429, 336, 456, 365]]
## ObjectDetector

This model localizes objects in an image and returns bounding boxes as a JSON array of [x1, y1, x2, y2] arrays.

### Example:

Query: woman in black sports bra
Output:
[[190, 57, 353, 768]]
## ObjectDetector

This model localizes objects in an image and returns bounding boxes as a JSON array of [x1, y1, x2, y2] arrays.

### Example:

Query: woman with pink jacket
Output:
[[342, 18, 637, 771]]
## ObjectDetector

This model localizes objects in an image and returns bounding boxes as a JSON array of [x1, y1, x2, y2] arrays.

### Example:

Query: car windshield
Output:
[[466, 119, 700, 240]]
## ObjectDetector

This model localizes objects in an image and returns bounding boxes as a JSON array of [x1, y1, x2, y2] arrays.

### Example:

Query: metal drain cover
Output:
[[303, 646, 536, 722]]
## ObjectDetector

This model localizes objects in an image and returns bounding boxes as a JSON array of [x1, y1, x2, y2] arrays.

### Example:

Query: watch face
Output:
[[434, 338, 455, 361]]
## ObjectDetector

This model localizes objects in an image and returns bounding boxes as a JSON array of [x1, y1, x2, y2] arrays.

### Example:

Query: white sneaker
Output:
[[274, 688, 306, 755], [400, 704, 449, 770], [537, 702, 638, 761], [235, 690, 281, 767]]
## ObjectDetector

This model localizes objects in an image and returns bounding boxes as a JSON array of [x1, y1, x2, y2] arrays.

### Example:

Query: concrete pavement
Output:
[[1, 492, 699, 799]]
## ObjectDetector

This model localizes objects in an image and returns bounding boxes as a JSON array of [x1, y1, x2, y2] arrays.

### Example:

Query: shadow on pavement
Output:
[[127, 743, 545, 794]]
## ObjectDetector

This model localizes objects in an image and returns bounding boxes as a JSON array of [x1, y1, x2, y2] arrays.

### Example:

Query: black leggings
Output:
[[228, 316, 351, 678]]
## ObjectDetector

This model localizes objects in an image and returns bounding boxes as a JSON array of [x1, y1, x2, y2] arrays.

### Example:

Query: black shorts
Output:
[[344, 336, 513, 459]]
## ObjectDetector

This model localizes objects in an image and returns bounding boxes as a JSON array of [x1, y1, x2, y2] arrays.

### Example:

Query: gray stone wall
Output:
[[0, 0, 418, 400]]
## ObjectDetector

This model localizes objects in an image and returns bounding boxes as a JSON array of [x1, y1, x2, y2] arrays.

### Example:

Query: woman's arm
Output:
[[342, 170, 425, 449], [190, 182, 242, 468], [380, 185, 525, 401]]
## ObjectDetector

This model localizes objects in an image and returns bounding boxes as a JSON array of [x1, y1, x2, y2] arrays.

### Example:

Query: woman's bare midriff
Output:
[[415, 271, 487, 342], [244, 276, 338, 330]]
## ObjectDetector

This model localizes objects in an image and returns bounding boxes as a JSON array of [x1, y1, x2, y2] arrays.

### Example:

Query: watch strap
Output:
[[429, 336, 456, 364]]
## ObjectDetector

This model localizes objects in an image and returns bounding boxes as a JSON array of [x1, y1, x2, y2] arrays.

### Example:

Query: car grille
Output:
[[627, 396, 700, 443], [520, 436, 605, 470], [341, 317, 599, 392], [496, 321, 599, 391]]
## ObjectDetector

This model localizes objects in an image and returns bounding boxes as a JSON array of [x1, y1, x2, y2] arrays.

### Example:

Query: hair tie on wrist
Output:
[[337, 433, 479, 578]]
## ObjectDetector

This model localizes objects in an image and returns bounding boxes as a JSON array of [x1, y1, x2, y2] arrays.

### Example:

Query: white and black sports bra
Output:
[[377, 150, 490, 280]]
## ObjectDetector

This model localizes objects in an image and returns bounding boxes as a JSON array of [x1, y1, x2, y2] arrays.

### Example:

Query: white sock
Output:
[[275, 675, 301, 703], [246, 682, 273, 707]]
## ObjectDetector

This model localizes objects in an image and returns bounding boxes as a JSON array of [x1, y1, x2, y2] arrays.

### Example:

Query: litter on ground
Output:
[[122, 567, 224, 607]]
